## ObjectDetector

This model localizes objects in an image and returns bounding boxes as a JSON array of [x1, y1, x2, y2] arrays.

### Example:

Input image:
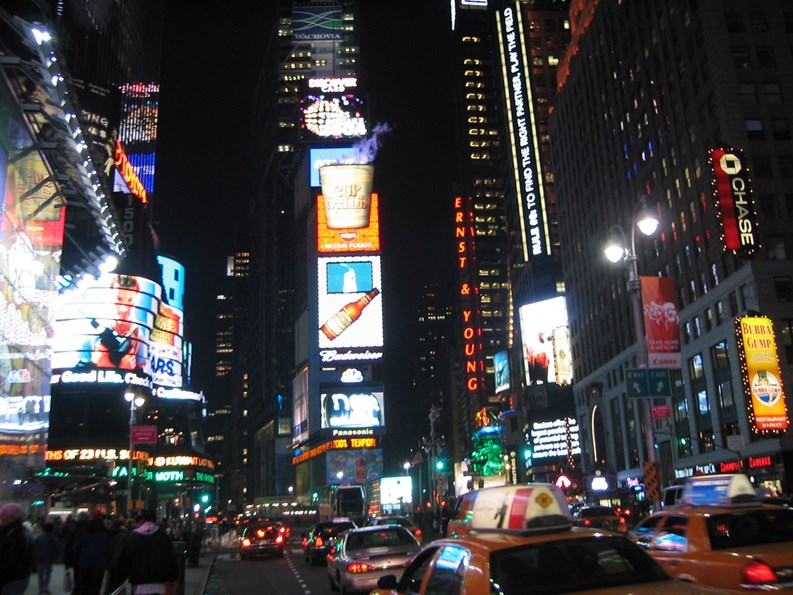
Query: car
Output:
[[301, 518, 357, 566], [574, 504, 628, 533], [374, 483, 723, 594], [238, 523, 285, 560], [628, 473, 793, 591], [368, 515, 424, 544], [326, 524, 422, 594]]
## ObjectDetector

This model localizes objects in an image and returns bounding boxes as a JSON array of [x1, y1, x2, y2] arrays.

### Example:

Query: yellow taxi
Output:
[[628, 473, 793, 592], [371, 484, 722, 594]]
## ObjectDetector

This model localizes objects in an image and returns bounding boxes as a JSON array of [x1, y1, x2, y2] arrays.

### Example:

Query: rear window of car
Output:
[[580, 507, 616, 518], [373, 517, 410, 527], [490, 535, 669, 594], [246, 526, 278, 539], [707, 509, 793, 550], [346, 528, 416, 551]]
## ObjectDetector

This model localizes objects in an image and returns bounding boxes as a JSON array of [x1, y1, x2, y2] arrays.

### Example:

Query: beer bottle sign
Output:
[[320, 289, 380, 340]]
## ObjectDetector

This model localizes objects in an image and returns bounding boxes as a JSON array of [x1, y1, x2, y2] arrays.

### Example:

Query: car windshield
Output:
[[489, 535, 669, 594], [345, 528, 416, 552], [580, 507, 616, 518], [707, 508, 793, 550]]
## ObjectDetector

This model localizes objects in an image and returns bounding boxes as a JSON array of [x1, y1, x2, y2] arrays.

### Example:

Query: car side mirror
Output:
[[377, 575, 399, 589]]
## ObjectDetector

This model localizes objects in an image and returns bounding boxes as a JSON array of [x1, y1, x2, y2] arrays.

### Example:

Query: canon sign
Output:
[[711, 148, 759, 256]]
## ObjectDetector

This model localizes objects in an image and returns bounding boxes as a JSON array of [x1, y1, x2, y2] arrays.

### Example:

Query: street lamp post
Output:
[[605, 196, 660, 508], [124, 391, 145, 515]]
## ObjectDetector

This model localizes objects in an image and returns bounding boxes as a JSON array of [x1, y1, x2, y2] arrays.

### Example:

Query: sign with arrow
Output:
[[626, 368, 671, 398]]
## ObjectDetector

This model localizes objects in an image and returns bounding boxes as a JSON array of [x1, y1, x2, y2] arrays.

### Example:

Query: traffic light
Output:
[[200, 493, 210, 505], [435, 459, 445, 471]]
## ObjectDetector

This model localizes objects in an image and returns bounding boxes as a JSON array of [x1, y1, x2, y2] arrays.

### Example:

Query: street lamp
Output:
[[604, 195, 660, 504], [124, 391, 145, 515]]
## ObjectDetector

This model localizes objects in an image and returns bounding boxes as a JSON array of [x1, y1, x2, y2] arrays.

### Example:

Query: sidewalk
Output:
[[25, 554, 215, 595]]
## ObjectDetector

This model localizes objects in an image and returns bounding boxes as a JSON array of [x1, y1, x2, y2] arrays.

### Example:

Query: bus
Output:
[[332, 484, 367, 525]]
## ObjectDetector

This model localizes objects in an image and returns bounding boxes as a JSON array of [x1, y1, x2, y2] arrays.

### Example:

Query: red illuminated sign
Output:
[[115, 140, 148, 204], [748, 455, 773, 469], [131, 425, 158, 444], [711, 148, 757, 256], [454, 196, 483, 399]]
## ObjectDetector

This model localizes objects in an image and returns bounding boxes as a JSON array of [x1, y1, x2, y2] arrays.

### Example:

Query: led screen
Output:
[[325, 447, 383, 484], [529, 418, 581, 460], [519, 297, 572, 385], [318, 256, 383, 349], [292, 369, 310, 443], [309, 147, 360, 187], [149, 302, 184, 388], [317, 194, 380, 253], [320, 390, 384, 430], [494, 350, 510, 394], [301, 94, 366, 139], [52, 274, 161, 381]]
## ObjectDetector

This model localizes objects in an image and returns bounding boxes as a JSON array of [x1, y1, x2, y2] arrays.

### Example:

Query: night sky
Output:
[[154, 3, 456, 468]]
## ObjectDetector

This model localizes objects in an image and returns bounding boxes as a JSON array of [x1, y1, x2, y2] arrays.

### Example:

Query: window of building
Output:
[[738, 82, 757, 103], [731, 46, 751, 68], [719, 380, 735, 408], [779, 319, 793, 364], [763, 82, 783, 104], [756, 47, 776, 67], [725, 12, 744, 32], [774, 276, 793, 302], [745, 119, 765, 140], [772, 119, 791, 141], [749, 12, 769, 32], [697, 389, 710, 415], [690, 353, 704, 379], [779, 155, 793, 177], [752, 155, 773, 177]]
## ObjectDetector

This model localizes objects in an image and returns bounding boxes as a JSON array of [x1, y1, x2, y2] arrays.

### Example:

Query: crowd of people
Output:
[[0, 503, 205, 595]]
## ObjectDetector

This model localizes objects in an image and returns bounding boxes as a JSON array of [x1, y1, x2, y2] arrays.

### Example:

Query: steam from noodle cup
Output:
[[320, 164, 374, 229]]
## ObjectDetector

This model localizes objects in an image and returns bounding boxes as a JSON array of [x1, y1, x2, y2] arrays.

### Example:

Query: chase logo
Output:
[[719, 152, 743, 175]]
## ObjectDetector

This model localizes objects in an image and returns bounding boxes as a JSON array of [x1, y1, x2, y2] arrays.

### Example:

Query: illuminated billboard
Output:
[[292, 5, 343, 41], [157, 256, 185, 311], [641, 276, 681, 368], [318, 256, 383, 349], [52, 274, 161, 383], [149, 302, 184, 388], [325, 447, 383, 484], [293, 368, 310, 444], [736, 315, 789, 432], [317, 194, 380, 253], [301, 81, 367, 139], [309, 147, 361, 187], [0, 143, 64, 439], [321, 390, 384, 430], [519, 297, 572, 385], [711, 148, 759, 257], [494, 350, 510, 394], [529, 418, 581, 461]]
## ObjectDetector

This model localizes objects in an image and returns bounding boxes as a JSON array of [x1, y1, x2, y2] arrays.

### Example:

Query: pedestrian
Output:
[[117, 510, 178, 595], [104, 517, 128, 595], [0, 502, 34, 595], [64, 511, 90, 593], [33, 521, 62, 595], [72, 509, 113, 595]]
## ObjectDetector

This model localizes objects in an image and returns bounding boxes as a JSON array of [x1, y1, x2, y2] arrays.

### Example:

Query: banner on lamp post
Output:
[[641, 276, 681, 368]]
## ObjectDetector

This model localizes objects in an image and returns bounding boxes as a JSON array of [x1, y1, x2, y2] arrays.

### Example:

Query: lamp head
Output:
[[124, 392, 135, 403], [635, 195, 659, 236], [604, 226, 627, 263]]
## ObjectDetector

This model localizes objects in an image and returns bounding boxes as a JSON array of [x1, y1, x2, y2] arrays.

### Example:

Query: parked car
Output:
[[238, 523, 285, 560], [574, 505, 628, 533], [301, 518, 357, 566], [327, 524, 421, 593], [368, 516, 424, 544]]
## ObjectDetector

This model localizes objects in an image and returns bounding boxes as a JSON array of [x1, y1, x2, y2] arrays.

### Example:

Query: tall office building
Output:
[[551, 0, 793, 496]]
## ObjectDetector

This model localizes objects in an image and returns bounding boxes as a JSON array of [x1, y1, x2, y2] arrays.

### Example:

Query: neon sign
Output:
[[114, 140, 148, 203]]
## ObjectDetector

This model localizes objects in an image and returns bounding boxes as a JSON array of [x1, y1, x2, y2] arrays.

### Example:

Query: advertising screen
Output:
[[529, 418, 581, 460], [325, 447, 383, 484], [149, 302, 184, 388], [317, 194, 380, 253], [0, 141, 63, 439], [52, 274, 161, 382], [293, 369, 310, 443], [494, 350, 510, 394], [320, 390, 384, 430], [519, 297, 572, 385], [711, 148, 759, 257], [318, 256, 383, 349], [157, 256, 185, 311], [301, 93, 367, 139], [309, 147, 360, 187], [292, 5, 343, 41]]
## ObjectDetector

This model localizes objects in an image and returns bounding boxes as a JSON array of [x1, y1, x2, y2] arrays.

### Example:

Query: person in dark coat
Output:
[[117, 510, 178, 595], [104, 518, 128, 595], [64, 512, 90, 593], [33, 521, 62, 595], [72, 510, 113, 595], [0, 502, 34, 595]]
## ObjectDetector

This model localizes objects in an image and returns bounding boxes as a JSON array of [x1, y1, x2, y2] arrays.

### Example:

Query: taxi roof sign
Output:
[[680, 473, 757, 507], [450, 484, 571, 536]]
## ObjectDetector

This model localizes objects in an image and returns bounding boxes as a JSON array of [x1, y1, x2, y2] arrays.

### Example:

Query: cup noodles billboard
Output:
[[519, 297, 573, 385], [51, 273, 161, 383], [735, 315, 789, 432], [710, 148, 759, 257]]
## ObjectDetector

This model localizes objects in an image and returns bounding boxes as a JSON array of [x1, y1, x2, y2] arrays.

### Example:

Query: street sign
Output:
[[652, 404, 671, 419], [626, 368, 672, 398], [131, 425, 158, 444]]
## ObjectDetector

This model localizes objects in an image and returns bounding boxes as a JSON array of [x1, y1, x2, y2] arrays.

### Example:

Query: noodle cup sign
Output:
[[319, 164, 373, 229], [736, 315, 789, 431]]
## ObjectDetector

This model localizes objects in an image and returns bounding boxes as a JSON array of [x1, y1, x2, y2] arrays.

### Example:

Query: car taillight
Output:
[[583, 519, 592, 526], [242, 538, 252, 547], [302, 538, 307, 546], [316, 536, 324, 547], [743, 560, 778, 585], [276, 535, 284, 544], [347, 562, 374, 574], [618, 516, 626, 525], [415, 529, 422, 537]]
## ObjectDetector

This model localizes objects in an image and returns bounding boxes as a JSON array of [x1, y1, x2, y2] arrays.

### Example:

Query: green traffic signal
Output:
[[435, 459, 445, 471], [200, 494, 210, 504]]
